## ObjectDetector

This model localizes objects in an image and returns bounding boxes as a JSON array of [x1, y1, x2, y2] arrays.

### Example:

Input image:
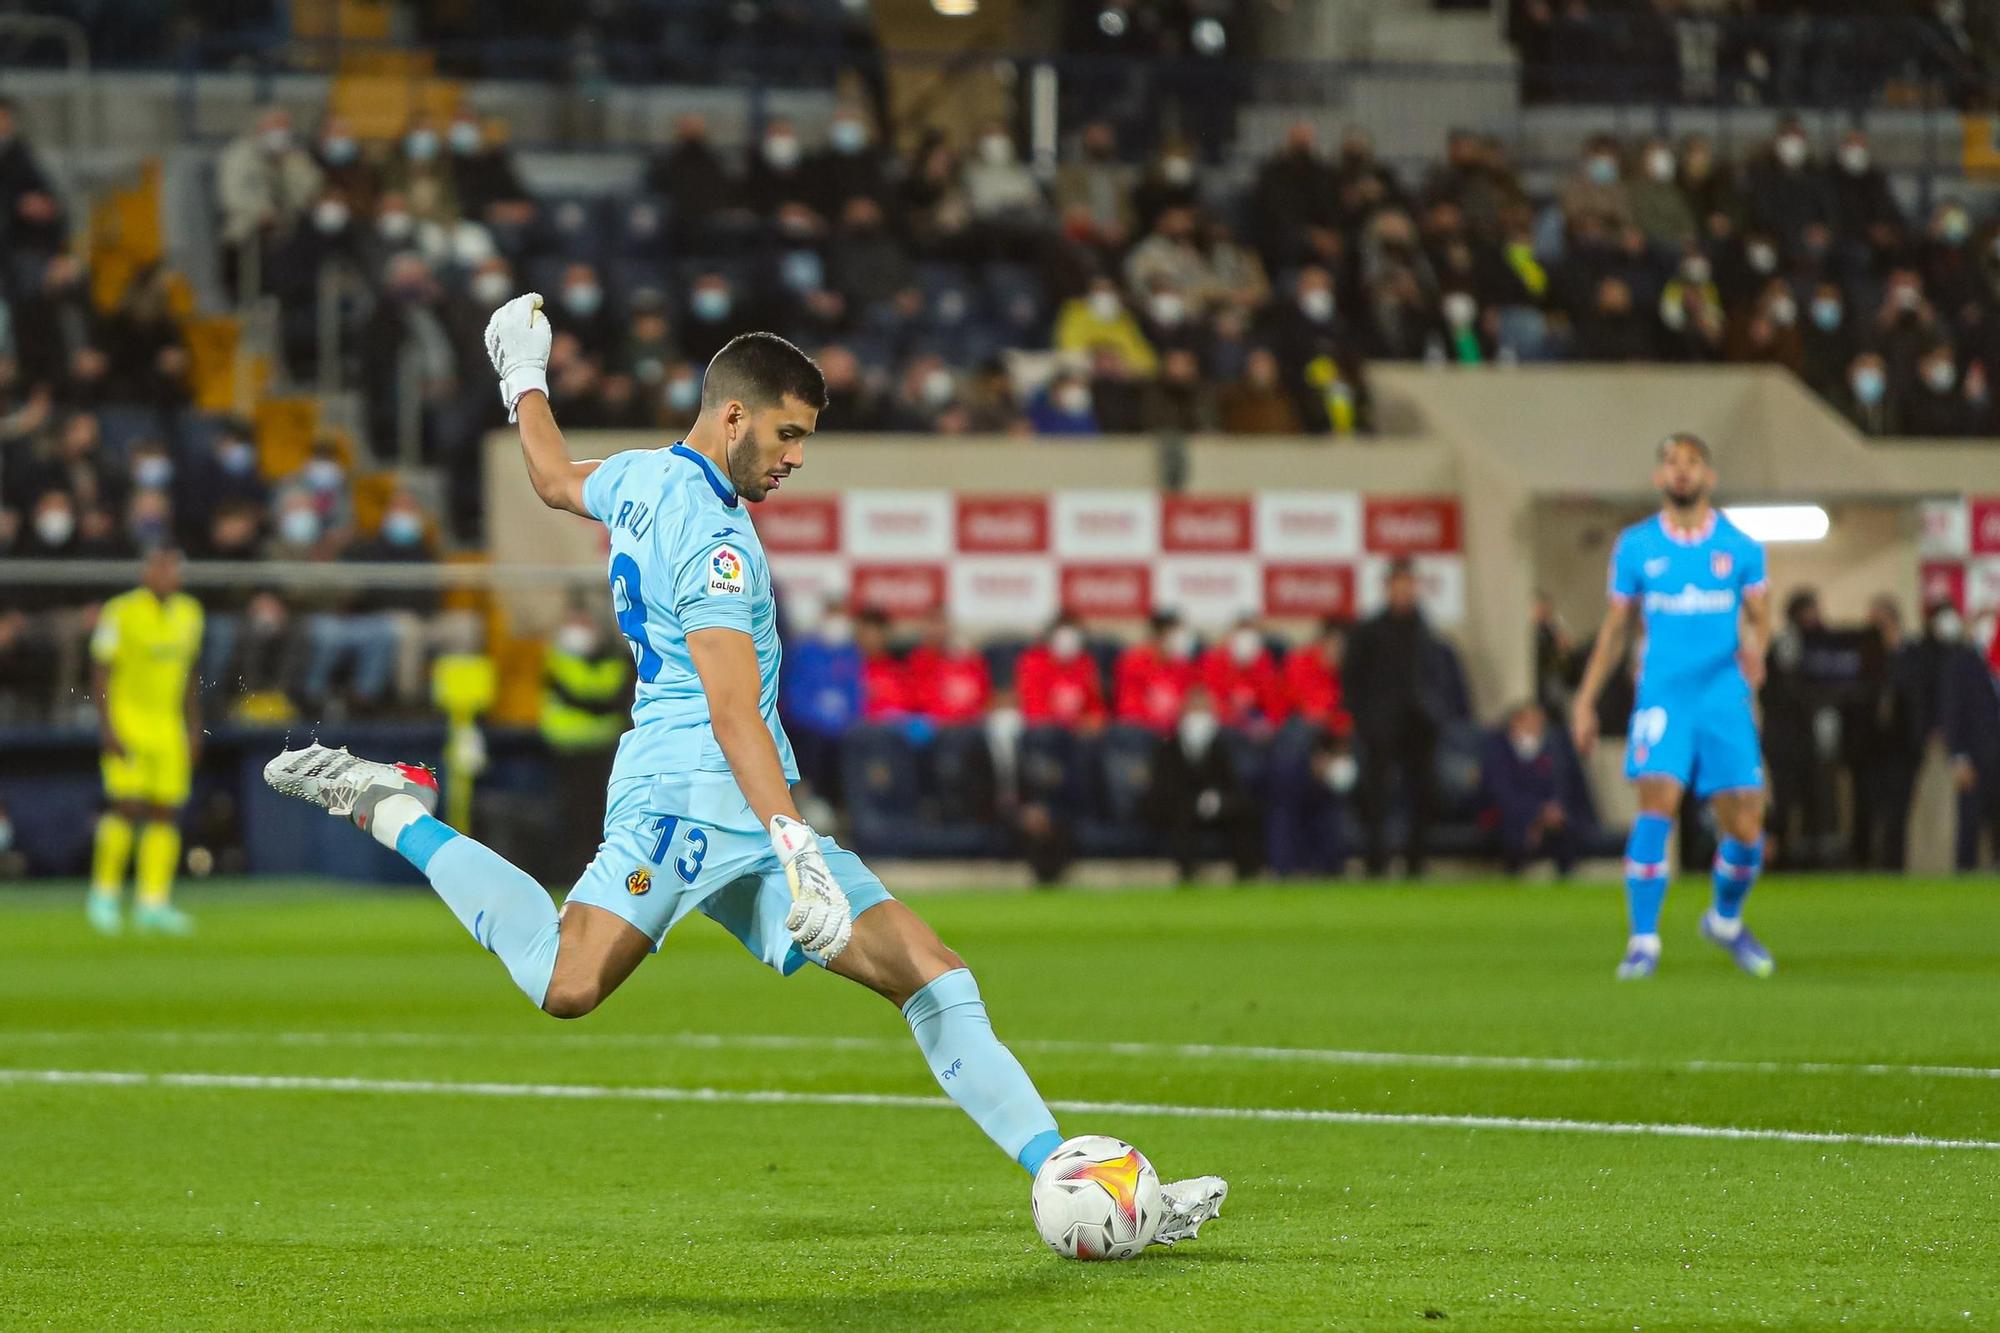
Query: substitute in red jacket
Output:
[[1113, 611, 1201, 732], [1015, 615, 1107, 728], [1282, 617, 1352, 733], [1199, 618, 1287, 726], [904, 611, 993, 723], [856, 608, 912, 720]]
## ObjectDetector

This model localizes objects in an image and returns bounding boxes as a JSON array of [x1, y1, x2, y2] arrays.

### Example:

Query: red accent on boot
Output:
[[395, 763, 440, 791]]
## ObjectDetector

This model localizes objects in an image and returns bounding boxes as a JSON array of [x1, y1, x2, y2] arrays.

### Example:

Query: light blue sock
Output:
[[1712, 836, 1763, 921], [903, 968, 1062, 1174], [1624, 812, 1673, 937], [397, 815, 562, 1008]]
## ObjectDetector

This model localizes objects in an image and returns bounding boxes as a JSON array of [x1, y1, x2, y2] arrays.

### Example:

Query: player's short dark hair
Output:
[[701, 332, 827, 412], [1656, 431, 1713, 463], [1386, 555, 1417, 581]]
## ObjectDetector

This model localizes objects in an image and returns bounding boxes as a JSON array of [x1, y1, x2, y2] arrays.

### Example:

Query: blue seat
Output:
[[982, 638, 1030, 691], [540, 195, 609, 263], [1074, 724, 1155, 857], [94, 404, 169, 463], [606, 258, 671, 316]]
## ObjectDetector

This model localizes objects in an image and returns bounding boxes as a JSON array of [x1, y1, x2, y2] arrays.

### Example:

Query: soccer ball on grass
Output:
[[1030, 1135, 1163, 1260]]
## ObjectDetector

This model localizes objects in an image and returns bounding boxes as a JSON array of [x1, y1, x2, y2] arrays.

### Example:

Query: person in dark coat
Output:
[[1345, 558, 1458, 876], [1145, 686, 1261, 884], [1940, 605, 2000, 872], [1850, 596, 1926, 871], [1480, 702, 1585, 877]]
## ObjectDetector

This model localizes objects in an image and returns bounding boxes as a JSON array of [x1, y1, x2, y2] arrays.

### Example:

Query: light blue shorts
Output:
[[564, 776, 893, 975], [1624, 679, 1765, 800]]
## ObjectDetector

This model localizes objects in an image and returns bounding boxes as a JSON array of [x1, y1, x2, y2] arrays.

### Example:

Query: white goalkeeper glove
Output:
[[482, 292, 551, 422], [769, 814, 853, 961]]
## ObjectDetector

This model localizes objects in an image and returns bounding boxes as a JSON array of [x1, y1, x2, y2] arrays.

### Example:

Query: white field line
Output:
[[1, 1067, 1995, 1153], [1, 1028, 1998, 1082]]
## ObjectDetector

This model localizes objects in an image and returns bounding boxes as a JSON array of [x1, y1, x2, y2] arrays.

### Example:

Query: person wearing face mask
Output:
[[1113, 612, 1202, 733], [903, 611, 992, 725], [1015, 615, 1107, 729], [741, 117, 817, 223], [1744, 120, 1836, 256], [1798, 280, 1857, 398], [960, 121, 1046, 229], [1938, 599, 2000, 871], [1826, 129, 1903, 258], [852, 608, 913, 720], [679, 273, 747, 365], [312, 116, 377, 213], [447, 112, 535, 229], [537, 603, 635, 880], [1145, 686, 1262, 885], [1026, 370, 1102, 437], [1904, 343, 1980, 438], [1124, 207, 1220, 318], [555, 262, 617, 363], [1198, 618, 1286, 727], [1281, 619, 1352, 731], [1674, 135, 1743, 242], [1560, 134, 1635, 237], [1054, 279, 1158, 375], [1481, 703, 1584, 878], [1626, 137, 1697, 249], [1658, 248, 1727, 362], [186, 421, 270, 530], [1725, 278, 1805, 373], [215, 105, 325, 299], [310, 490, 442, 710], [803, 105, 894, 220], [385, 116, 459, 225], [778, 600, 865, 802]]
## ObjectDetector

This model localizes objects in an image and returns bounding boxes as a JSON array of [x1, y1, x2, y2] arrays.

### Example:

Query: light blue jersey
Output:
[[566, 442, 889, 961], [1608, 510, 1768, 796], [582, 443, 797, 828], [1609, 510, 1767, 698]]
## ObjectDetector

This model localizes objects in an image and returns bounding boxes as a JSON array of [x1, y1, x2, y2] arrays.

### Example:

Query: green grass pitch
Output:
[[3, 875, 1998, 1330]]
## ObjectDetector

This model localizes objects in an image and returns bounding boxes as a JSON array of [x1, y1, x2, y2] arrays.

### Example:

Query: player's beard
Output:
[[1661, 479, 1708, 510], [727, 429, 770, 500]]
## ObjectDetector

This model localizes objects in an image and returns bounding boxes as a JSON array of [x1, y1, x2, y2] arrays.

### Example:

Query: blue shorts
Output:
[[1624, 683, 1765, 799], [565, 776, 893, 975]]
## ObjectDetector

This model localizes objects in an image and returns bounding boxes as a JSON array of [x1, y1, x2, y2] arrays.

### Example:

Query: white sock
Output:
[[1628, 932, 1661, 956], [367, 793, 430, 851], [1706, 912, 1744, 941]]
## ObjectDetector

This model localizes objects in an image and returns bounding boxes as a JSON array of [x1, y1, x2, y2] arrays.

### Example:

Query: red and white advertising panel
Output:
[[1966, 557, 2000, 617], [1160, 495, 1254, 553], [750, 489, 1466, 626], [1263, 563, 1357, 619], [1051, 490, 1157, 558], [768, 555, 852, 617], [843, 490, 953, 559], [1971, 499, 2000, 556], [752, 494, 841, 554], [956, 495, 1050, 554], [849, 562, 946, 616], [1155, 558, 1262, 625], [1256, 491, 1362, 560], [949, 558, 1058, 625], [1060, 563, 1152, 618], [1921, 499, 1970, 557], [1364, 496, 1460, 555]]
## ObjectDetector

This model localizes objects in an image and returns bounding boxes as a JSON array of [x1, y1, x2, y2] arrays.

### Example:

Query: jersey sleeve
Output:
[[89, 597, 125, 664], [668, 518, 756, 636], [1738, 537, 1768, 594], [1607, 532, 1641, 603], [580, 450, 647, 524]]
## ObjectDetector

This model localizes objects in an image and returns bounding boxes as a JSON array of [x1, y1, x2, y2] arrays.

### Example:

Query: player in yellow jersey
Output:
[[88, 546, 204, 935]]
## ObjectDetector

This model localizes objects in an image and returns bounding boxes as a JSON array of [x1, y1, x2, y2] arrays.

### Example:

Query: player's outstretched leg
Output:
[[1700, 790, 1774, 977], [1619, 807, 1674, 980], [265, 744, 564, 1007], [828, 899, 1226, 1246]]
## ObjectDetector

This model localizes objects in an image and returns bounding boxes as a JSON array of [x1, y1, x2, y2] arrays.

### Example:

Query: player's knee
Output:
[[540, 976, 602, 1020]]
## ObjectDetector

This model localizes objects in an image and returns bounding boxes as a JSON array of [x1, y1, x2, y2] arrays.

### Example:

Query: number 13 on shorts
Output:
[[646, 814, 709, 884]]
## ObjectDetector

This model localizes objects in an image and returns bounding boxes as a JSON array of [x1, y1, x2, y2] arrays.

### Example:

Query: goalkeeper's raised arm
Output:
[[484, 292, 600, 518]]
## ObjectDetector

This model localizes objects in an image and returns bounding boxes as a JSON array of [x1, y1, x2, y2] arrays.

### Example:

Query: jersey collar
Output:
[[1658, 509, 1716, 545], [670, 443, 739, 508]]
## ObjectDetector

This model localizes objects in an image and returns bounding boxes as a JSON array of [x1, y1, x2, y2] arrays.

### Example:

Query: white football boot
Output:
[[263, 743, 440, 833], [1151, 1175, 1229, 1247]]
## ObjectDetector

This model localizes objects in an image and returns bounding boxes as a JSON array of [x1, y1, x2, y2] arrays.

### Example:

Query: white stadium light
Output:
[[1722, 504, 1830, 543], [932, 0, 979, 15]]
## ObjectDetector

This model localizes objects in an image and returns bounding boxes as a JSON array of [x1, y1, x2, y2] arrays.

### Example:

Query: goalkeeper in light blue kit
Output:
[[265, 295, 1224, 1245], [1569, 433, 1776, 981]]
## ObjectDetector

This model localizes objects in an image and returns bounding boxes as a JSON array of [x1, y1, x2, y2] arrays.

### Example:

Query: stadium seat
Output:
[[613, 194, 674, 258], [93, 404, 171, 462], [982, 638, 1030, 691], [539, 196, 610, 264]]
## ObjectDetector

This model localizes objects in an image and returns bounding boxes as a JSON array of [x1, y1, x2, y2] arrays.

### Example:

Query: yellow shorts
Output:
[[102, 730, 191, 808]]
